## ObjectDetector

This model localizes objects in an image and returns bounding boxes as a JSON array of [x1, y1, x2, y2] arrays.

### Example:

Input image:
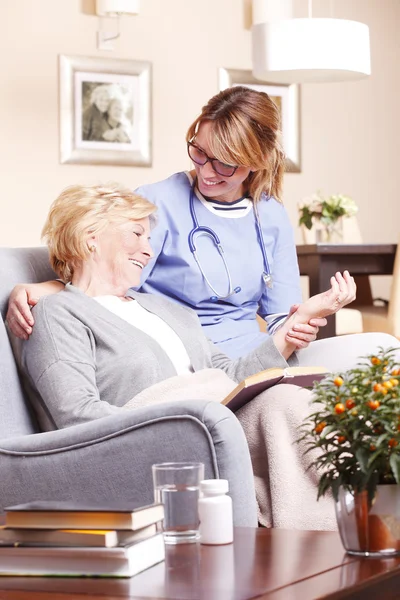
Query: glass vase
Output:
[[335, 485, 400, 557], [315, 218, 343, 243]]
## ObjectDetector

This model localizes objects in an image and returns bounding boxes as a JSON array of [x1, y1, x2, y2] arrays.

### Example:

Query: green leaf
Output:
[[389, 453, 400, 484], [356, 447, 370, 474], [298, 208, 314, 230], [367, 449, 384, 468], [376, 433, 389, 446], [330, 475, 342, 502], [317, 472, 331, 498]]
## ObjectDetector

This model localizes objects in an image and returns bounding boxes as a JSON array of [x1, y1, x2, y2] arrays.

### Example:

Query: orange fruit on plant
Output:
[[367, 400, 380, 410], [314, 421, 327, 434]]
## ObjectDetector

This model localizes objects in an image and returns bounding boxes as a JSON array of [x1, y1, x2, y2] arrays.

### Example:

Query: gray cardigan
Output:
[[19, 285, 297, 430]]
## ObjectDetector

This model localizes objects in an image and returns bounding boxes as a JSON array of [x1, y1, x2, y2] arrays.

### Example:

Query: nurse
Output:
[[136, 86, 304, 357], [7, 86, 322, 358]]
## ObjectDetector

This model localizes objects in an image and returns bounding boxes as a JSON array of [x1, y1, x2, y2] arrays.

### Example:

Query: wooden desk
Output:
[[297, 243, 397, 339], [0, 528, 399, 599]]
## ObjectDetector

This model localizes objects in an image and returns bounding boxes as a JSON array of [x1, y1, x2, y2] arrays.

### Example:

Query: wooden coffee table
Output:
[[0, 527, 399, 599]]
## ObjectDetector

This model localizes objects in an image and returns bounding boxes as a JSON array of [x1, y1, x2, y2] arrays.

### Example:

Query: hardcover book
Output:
[[221, 366, 329, 412], [0, 523, 157, 548], [0, 533, 165, 577], [4, 501, 164, 531]]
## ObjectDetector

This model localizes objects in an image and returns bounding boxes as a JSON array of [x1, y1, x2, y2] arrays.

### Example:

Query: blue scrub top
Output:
[[136, 172, 302, 358]]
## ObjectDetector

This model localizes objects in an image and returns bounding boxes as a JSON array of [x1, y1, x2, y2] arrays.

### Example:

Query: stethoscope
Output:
[[188, 182, 273, 302]]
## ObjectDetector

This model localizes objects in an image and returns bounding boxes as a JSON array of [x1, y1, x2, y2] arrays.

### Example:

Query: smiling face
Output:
[[94, 87, 111, 113], [108, 99, 124, 123], [88, 217, 153, 295], [191, 121, 252, 203]]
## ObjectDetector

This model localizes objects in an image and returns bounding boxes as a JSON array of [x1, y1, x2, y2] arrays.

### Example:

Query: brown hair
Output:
[[41, 183, 156, 282], [186, 86, 285, 202]]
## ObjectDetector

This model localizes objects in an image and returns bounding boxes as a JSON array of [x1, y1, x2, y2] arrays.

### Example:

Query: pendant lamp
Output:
[[251, 1, 371, 84]]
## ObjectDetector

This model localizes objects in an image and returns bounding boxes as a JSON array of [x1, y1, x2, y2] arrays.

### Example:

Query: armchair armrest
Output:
[[0, 400, 257, 527]]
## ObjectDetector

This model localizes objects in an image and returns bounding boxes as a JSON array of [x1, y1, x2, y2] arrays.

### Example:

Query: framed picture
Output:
[[59, 55, 152, 167], [219, 68, 301, 173]]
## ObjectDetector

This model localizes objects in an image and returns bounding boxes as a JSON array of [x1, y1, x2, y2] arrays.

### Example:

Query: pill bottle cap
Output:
[[200, 479, 229, 494]]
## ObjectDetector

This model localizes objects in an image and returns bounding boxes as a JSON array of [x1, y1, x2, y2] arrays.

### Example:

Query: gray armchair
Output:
[[0, 247, 257, 526]]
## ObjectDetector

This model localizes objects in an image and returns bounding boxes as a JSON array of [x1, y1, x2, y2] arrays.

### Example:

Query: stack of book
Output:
[[0, 500, 165, 577]]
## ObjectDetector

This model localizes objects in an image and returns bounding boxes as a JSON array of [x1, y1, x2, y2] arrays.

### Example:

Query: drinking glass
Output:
[[152, 462, 204, 544]]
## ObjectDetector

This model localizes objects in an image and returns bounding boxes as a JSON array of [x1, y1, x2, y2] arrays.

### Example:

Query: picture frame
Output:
[[219, 68, 301, 173], [59, 55, 152, 167]]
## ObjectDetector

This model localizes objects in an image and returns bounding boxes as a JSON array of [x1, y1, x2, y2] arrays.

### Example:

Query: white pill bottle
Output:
[[198, 479, 234, 545]]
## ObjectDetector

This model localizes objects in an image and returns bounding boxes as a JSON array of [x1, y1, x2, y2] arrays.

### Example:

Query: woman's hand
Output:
[[102, 128, 120, 142], [115, 127, 131, 143], [272, 271, 356, 359], [284, 304, 327, 349], [296, 271, 356, 321], [6, 281, 64, 339]]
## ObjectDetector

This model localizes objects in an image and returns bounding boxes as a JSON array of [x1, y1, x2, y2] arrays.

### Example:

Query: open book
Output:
[[221, 366, 329, 413]]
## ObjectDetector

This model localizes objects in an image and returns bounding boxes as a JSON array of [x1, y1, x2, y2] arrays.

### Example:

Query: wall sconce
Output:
[[252, 0, 371, 84], [96, 0, 140, 50]]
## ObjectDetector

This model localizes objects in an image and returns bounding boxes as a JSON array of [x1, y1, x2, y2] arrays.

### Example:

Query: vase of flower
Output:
[[315, 218, 344, 244], [299, 192, 358, 244], [299, 347, 400, 557], [335, 485, 400, 556]]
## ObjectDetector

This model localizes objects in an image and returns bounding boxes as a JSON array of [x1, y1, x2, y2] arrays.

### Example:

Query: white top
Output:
[[95, 296, 193, 375], [187, 172, 253, 219]]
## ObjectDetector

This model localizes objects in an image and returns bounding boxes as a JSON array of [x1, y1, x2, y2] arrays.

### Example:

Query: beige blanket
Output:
[[124, 371, 336, 531], [123, 369, 237, 409]]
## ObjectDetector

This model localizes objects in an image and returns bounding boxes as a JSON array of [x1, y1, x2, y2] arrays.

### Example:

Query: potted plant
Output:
[[298, 192, 358, 243], [300, 347, 400, 556]]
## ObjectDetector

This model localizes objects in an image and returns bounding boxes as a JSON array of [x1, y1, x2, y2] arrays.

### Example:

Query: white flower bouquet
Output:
[[299, 192, 358, 232]]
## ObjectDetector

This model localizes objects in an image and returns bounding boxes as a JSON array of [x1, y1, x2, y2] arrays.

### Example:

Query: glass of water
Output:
[[152, 462, 204, 544]]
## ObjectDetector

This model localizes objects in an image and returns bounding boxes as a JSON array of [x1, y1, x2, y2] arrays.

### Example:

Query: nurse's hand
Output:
[[6, 280, 64, 340], [284, 304, 327, 349]]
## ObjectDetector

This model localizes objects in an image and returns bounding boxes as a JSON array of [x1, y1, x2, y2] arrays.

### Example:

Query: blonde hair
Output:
[[42, 183, 156, 282], [186, 86, 286, 202]]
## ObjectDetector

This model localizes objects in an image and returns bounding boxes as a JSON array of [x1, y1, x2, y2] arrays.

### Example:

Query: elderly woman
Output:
[[82, 84, 112, 142], [15, 183, 359, 530]]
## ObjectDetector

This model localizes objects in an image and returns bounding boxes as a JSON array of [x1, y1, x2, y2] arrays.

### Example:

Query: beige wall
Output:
[[1, 0, 399, 295]]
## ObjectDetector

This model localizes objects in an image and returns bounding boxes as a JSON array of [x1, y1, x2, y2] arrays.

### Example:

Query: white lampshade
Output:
[[252, 18, 371, 84], [96, 0, 140, 16]]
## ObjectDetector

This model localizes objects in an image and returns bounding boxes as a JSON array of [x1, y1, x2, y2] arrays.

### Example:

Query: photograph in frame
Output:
[[59, 55, 152, 167], [219, 68, 301, 173]]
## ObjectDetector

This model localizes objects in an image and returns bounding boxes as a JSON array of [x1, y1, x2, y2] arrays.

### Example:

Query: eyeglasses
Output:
[[187, 142, 239, 177]]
